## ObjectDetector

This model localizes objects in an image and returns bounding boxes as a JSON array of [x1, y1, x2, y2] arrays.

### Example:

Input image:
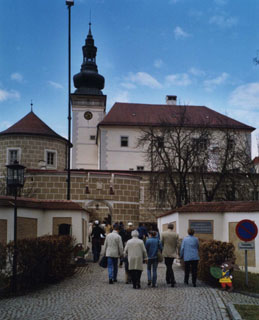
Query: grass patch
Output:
[[233, 270, 259, 294], [234, 305, 259, 320]]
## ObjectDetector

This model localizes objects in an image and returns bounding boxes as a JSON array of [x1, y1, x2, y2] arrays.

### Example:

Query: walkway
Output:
[[0, 261, 258, 320]]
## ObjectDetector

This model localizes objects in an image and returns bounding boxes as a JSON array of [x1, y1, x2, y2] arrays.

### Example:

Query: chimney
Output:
[[166, 95, 177, 105]]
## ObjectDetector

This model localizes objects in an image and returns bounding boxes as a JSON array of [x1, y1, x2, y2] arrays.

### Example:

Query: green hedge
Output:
[[198, 239, 236, 286], [0, 235, 75, 293]]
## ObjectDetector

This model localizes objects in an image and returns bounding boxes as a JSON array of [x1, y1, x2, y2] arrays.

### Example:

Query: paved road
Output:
[[0, 260, 258, 320]]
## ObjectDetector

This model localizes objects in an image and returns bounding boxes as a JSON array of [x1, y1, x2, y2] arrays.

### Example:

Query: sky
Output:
[[1, 0, 259, 156]]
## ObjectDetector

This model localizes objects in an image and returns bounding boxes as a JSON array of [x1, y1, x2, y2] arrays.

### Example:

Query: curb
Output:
[[234, 290, 259, 299], [210, 288, 230, 319], [226, 303, 242, 320]]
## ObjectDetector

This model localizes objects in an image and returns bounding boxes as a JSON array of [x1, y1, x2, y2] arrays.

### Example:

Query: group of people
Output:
[[92, 220, 200, 289]]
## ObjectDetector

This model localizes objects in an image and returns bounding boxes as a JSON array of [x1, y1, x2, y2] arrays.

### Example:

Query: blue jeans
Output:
[[107, 257, 118, 280], [147, 258, 158, 285]]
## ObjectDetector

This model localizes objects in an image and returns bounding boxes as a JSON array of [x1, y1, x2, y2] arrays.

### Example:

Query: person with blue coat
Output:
[[145, 231, 162, 287], [180, 228, 200, 287]]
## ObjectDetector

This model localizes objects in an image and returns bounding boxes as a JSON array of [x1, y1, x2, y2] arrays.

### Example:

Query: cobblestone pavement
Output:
[[0, 260, 259, 320]]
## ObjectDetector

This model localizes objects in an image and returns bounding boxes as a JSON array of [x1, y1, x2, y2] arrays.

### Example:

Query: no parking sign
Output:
[[235, 219, 258, 286], [235, 219, 258, 242]]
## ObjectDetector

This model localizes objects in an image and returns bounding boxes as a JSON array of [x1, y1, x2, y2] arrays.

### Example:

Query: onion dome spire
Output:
[[73, 23, 105, 95]]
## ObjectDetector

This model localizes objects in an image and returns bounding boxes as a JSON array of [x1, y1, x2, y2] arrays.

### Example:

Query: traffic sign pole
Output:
[[245, 250, 248, 286], [236, 219, 258, 287]]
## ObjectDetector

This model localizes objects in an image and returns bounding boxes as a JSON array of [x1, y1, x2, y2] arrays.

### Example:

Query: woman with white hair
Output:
[[124, 230, 148, 289]]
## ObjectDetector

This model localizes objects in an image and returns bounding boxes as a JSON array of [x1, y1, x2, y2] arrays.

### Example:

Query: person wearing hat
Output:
[[161, 223, 179, 287], [91, 220, 106, 262], [124, 230, 148, 289]]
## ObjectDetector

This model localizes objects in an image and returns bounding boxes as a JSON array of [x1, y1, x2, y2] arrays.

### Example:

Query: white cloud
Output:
[[121, 82, 136, 89], [0, 89, 20, 102], [189, 67, 206, 77], [11, 72, 23, 82], [48, 81, 64, 89], [109, 91, 130, 106], [154, 59, 164, 68], [174, 26, 190, 39], [127, 72, 162, 89], [204, 72, 229, 91], [229, 82, 259, 109], [165, 73, 192, 86], [209, 15, 238, 28]]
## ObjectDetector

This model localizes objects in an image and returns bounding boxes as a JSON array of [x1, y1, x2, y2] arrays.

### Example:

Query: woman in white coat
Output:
[[124, 230, 148, 289]]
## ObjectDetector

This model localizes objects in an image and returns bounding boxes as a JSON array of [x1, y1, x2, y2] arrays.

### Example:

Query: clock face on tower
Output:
[[84, 111, 93, 120]]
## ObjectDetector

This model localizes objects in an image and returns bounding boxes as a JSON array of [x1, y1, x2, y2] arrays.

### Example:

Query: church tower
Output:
[[71, 23, 106, 169]]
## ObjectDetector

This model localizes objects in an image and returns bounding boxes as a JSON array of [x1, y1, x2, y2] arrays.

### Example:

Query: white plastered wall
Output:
[[222, 212, 259, 273], [99, 126, 147, 170], [158, 211, 259, 272], [0, 207, 89, 245]]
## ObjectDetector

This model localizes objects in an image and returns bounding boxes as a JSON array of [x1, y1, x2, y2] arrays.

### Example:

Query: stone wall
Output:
[[23, 170, 143, 227], [0, 135, 67, 176]]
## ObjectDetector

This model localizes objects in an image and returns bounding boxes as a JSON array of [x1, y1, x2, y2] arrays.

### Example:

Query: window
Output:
[[137, 166, 144, 171], [158, 189, 166, 202], [157, 136, 164, 148], [45, 150, 57, 169], [121, 136, 128, 147], [47, 152, 55, 165], [90, 135, 96, 140], [251, 190, 259, 200], [193, 138, 208, 152], [192, 165, 207, 173], [228, 138, 234, 150], [7, 148, 21, 164]]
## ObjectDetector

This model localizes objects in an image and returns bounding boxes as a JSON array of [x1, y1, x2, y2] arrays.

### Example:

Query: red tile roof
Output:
[[0, 196, 88, 212], [0, 111, 68, 142], [158, 201, 259, 217], [99, 103, 255, 131]]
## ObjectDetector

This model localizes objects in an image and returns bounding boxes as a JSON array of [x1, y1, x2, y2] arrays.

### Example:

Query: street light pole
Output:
[[66, 0, 74, 200], [12, 187, 17, 293], [6, 161, 25, 293]]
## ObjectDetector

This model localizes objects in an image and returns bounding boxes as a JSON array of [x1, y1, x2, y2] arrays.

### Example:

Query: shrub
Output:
[[0, 243, 10, 290], [198, 239, 236, 286], [1, 235, 75, 294]]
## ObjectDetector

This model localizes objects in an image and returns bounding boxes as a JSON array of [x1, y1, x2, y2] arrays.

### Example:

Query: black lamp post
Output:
[[6, 160, 25, 293], [66, 0, 74, 200]]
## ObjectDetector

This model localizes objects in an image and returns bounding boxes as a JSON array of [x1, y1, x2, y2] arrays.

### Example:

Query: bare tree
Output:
[[138, 106, 256, 208], [138, 106, 209, 208]]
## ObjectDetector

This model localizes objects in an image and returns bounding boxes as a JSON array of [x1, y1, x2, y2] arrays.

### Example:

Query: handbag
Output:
[[157, 240, 163, 263], [157, 249, 163, 263], [99, 255, 108, 268]]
